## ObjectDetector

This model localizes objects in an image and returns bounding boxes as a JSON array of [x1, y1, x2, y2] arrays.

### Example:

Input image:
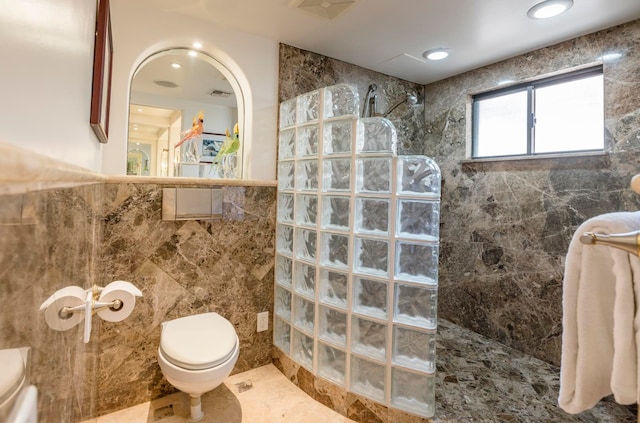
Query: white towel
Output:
[[559, 211, 640, 414]]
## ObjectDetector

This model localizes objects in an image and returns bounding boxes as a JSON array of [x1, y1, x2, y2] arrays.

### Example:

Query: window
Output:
[[472, 66, 604, 159]]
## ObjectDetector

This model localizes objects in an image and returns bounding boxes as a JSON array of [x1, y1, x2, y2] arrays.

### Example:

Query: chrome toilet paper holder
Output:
[[40, 281, 142, 343], [58, 284, 123, 319]]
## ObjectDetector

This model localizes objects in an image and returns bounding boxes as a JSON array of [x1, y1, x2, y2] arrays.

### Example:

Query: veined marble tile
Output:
[[425, 18, 640, 365]]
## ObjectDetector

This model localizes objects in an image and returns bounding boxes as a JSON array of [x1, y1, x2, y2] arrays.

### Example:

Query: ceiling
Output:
[[131, 51, 237, 108], [140, 0, 640, 85]]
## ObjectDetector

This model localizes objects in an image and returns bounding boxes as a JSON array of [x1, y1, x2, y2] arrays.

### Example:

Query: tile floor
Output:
[[84, 319, 638, 423], [83, 364, 354, 423]]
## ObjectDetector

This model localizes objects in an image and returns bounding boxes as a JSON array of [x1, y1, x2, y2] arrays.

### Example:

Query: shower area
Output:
[[273, 84, 441, 418]]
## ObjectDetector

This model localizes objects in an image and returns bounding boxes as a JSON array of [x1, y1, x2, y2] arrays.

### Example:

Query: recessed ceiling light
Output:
[[154, 80, 179, 88], [137, 108, 143, 112], [600, 52, 623, 61], [188, 50, 197, 57], [527, 0, 573, 19], [423, 48, 450, 61], [171, 63, 181, 69], [192, 42, 202, 49]]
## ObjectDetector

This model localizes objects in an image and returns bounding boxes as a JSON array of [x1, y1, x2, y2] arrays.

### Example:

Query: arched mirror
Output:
[[128, 48, 244, 178]]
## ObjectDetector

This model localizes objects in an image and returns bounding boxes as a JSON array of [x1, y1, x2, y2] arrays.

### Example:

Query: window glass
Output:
[[474, 91, 528, 157], [534, 75, 604, 154], [472, 67, 603, 159]]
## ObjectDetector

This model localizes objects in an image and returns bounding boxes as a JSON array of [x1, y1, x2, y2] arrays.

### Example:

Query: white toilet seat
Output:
[[160, 312, 238, 370]]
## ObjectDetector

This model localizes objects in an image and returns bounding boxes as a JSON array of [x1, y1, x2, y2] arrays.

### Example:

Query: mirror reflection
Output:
[[128, 48, 241, 178]]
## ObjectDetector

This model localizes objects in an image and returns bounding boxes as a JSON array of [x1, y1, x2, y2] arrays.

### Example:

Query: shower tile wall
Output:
[[279, 44, 425, 155], [424, 18, 640, 366], [281, 20, 640, 368], [0, 182, 276, 421]]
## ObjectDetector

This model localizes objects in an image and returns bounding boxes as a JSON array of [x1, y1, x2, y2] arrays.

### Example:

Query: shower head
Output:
[[383, 92, 421, 117]]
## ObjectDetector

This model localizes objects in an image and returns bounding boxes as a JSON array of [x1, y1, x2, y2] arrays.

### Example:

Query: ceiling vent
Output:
[[288, 0, 357, 20], [209, 89, 232, 98]]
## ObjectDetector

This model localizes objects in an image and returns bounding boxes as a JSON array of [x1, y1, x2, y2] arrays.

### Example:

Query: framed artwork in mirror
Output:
[[90, 0, 113, 144], [200, 132, 226, 163]]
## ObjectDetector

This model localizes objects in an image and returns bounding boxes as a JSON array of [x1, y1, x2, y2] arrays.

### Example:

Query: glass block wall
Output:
[[274, 84, 441, 418]]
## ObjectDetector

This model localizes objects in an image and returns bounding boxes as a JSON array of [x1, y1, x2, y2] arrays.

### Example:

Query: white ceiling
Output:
[[132, 50, 237, 107], [141, 0, 640, 85]]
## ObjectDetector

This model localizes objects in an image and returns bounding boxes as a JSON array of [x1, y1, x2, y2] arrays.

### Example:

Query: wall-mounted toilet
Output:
[[158, 312, 239, 422]]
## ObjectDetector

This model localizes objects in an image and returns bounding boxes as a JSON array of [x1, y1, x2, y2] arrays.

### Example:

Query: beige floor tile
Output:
[[92, 364, 354, 423]]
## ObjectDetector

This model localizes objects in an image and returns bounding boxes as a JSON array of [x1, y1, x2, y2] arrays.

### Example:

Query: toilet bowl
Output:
[[0, 347, 32, 422], [158, 312, 239, 422]]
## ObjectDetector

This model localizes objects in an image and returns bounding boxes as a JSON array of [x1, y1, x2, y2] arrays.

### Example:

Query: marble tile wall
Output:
[[0, 185, 102, 422], [94, 183, 276, 416], [424, 19, 640, 366], [0, 181, 276, 421]]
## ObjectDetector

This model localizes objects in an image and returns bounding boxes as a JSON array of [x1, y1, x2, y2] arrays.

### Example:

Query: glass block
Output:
[[318, 342, 347, 386], [350, 356, 386, 403], [395, 241, 438, 284], [293, 296, 315, 333], [277, 161, 295, 191], [319, 269, 348, 309], [295, 194, 318, 227], [277, 193, 294, 223], [355, 197, 389, 235], [397, 156, 441, 197], [296, 160, 319, 191], [297, 124, 320, 157], [292, 329, 314, 370], [397, 200, 439, 241], [294, 261, 315, 299], [323, 84, 359, 119], [322, 158, 351, 192], [354, 237, 389, 276], [353, 277, 387, 319], [279, 98, 296, 129], [323, 119, 353, 155], [351, 316, 386, 361], [394, 283, 437, 329], [320, 195, 350, 231], [319, 305, 347, 347], [278, 128, 296, 160], [274, 317, 291, 353], [356, 118, 397, 154], [356, 158, 391, 193], [275, 285, 291, 320], [297, 90, 320, 124], [320, 232, 349, 269], [276, 224, 294, 255], [393, 326, 436, 372], [275, 255, 292, 288], [295, 228, 317, 261], [391, 368, 435, 418]]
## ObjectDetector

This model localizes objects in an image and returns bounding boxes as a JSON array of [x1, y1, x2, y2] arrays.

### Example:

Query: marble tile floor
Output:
[[434, 319, 637, 422], [85, 320, 637, 423], [83, 364, 355, 423]]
